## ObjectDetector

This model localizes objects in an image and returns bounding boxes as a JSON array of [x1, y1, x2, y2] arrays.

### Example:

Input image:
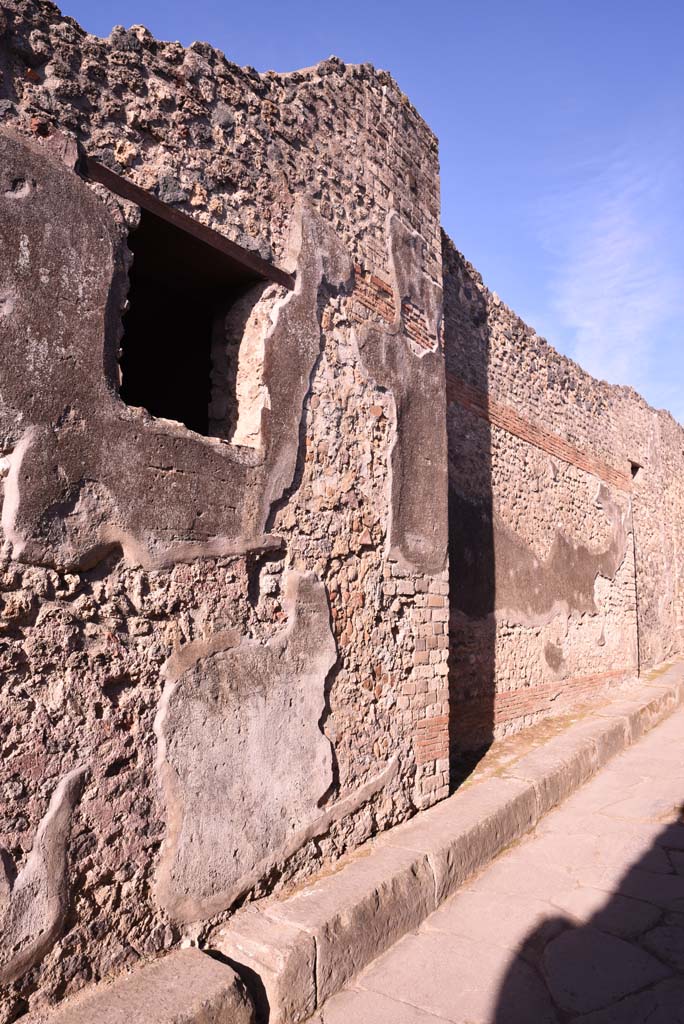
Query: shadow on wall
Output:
[[493, 809, 684, 1023], [442, 233, 496, 787]]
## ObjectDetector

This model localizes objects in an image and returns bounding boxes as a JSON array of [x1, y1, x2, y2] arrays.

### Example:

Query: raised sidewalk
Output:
[[28, 661, 684, 1024], [216, 661, 684, 1023]]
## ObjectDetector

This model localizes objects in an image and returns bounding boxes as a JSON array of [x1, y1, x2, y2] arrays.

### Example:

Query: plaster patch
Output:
[[356, 212, 448, 575], [497, 484, 629, 626], [154, 570, 337, 924], [0, 766, 87, 985], [0, 132, 351, 570], [209, 282, 279, 449]]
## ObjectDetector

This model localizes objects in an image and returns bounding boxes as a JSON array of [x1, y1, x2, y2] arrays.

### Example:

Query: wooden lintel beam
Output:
[[82, 156, 296, 292]]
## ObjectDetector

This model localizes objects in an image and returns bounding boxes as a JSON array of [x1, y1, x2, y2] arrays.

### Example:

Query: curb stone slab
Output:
[[219, 846, 435, 1021], [216, 660, 684, 1024], [266, 846, 435, 1006], [24, 949, 255, 1024], [218, 909, 317, 1024], [379, 775, 538, 905]]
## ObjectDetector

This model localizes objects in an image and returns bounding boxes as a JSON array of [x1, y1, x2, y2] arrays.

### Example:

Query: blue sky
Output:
[[61, 0, 684, 420]]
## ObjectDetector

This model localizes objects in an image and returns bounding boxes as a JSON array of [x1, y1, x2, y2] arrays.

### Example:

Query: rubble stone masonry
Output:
[[444, 235, 684, 752], [0, 1, 682, 1020], [0, 3, 448, 1017]]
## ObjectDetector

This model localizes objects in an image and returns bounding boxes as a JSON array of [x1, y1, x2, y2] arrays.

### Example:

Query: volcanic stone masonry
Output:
[[0, 1, 682, 1019], [444, 238, 684, 751]]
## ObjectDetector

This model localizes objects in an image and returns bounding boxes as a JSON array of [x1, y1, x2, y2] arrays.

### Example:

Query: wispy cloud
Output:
[[534, 140, 684, 417]]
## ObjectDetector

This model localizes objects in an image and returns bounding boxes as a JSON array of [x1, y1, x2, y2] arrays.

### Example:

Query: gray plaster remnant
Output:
[[0, 131, 351, 571], [493, 482, 631, 625], [450, 473, 632, 627], [211, 757, 401, 930], [209, 200, 353, 464], [259, 196, 353, 524], [208, 282, 277, 448], [154, 570, 337, 924], [0, 766, 87, 986], [356, 213, 448, 577]]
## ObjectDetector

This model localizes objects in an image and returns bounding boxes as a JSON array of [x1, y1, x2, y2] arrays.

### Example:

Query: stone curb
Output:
[[23, 948, 255, 1024], [216, 661, 684, 1023]]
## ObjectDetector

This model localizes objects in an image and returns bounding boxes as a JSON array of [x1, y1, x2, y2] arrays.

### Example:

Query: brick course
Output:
[[446, 373, 632, 493]]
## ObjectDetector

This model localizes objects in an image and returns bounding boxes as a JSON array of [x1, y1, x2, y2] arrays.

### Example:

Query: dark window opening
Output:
[[120, 210, 263, 436], [81, 157, 294, 438]]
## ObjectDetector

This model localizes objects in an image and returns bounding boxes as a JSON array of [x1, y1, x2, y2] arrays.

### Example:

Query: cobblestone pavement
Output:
[[312, 705, 684, 1023]]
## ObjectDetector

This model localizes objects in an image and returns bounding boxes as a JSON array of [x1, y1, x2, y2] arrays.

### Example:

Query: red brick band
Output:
[[446, 373, 632, 493], [352, 264, 437, 352], [415, 714, 449, 764], [452, 667, 636, 737], [353, 264, 396, 323]]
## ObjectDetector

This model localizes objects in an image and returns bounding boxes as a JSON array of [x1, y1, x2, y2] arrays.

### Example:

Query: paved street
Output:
[[313, 705, 684, 1023]]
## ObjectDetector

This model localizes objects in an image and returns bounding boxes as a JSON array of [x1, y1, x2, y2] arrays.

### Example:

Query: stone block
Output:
[[380, 776, 539, 903], [596, 684, 678, 742], [505, 730, 600, 815], [264, 845, 436, 1006], [215, 908, 316, 1024], [24, 949, 255, 1024], [578, 715, 632, 767]]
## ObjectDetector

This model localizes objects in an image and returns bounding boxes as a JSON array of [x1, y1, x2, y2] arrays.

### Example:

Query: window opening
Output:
[[119, 209, 248, 436], [82, 158, 294, 438]]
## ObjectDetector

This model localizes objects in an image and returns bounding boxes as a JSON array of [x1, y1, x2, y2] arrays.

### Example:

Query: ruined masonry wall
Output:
[[3, 0, 682, 1017], [444, 233, 684, 750], [0, 2, 448, 1019]]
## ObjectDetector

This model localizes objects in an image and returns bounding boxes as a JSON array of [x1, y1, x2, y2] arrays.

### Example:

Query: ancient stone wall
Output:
[[2, 1, 682, 1018], [0, 3, 448, 1019], [444, 233, 684, 753]]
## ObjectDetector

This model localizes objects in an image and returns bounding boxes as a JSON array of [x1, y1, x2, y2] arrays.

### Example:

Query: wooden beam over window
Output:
[[81, 156, 296, 292]]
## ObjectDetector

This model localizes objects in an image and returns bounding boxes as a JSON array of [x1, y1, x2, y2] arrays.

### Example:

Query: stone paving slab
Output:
[[313, 990, 448, 1023], [216, 661, 684, 1023], [311, 699, 684, 1023], [353, 931, 558, 1023]]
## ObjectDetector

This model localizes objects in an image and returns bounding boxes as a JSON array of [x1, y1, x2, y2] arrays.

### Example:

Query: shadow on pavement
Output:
[[493, 809, 684, 1023]]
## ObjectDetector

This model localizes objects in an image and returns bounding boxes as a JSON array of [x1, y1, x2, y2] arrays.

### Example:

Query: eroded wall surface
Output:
[[0, 4, 449, 1019], [444, 233, 684, 752], [3, 1, 681, 1017]]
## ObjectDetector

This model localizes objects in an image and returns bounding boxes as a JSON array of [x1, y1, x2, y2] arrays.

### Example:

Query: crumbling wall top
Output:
[[0, 1, 441, 283]]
